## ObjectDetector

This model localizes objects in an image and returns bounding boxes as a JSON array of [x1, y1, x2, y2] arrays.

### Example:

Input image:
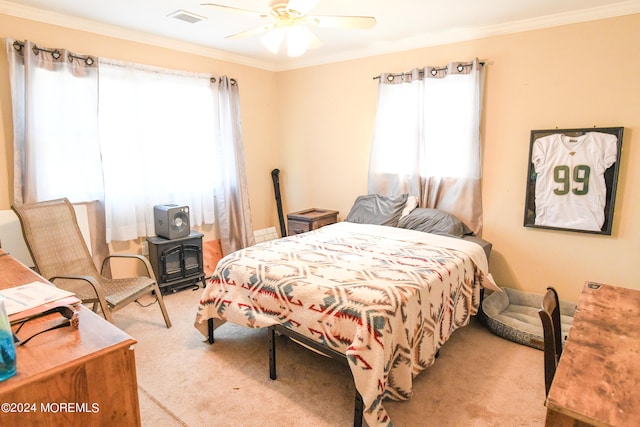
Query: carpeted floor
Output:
[[114, 288, 548, 427]]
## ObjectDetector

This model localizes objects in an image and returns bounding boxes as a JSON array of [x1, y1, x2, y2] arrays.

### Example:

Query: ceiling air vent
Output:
[[167, 10, 207, 24]]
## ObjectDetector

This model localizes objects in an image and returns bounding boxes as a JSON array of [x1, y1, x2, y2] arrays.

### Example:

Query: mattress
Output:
[[195, 222, 498, 426]]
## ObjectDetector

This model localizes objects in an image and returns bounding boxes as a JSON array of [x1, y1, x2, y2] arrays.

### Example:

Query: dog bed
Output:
[[482, 287, 576, 350]]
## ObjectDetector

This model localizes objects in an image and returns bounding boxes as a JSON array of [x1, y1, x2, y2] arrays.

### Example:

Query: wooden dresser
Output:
[[287, 208, 339, 235], [0, 250, 141, 426]]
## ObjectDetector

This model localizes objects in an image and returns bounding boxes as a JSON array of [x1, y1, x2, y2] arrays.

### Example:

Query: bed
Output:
[[194, 195, 498, 427]]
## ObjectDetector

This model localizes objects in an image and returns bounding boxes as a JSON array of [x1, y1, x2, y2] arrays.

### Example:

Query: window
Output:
[[368, 60, 484, 234], [7, 40, 224, 242], [98, 59, 217, 241]]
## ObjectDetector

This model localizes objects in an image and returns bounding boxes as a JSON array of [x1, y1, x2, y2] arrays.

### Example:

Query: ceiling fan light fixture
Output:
[[286, 25, 313, 57], [261, 28, 286, 54], [203, 1, 375, 58]]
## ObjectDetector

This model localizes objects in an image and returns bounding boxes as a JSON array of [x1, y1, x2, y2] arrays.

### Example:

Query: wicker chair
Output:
[[538, 286, 562, 396], [12, 198, 171, 328]]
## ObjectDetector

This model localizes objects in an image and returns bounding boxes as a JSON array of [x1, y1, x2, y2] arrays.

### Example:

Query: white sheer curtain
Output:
[[7, 40, 254, 251], [368, 59, 485, 235], [98, 58, 219, 242], [5, 39, 104, 205]]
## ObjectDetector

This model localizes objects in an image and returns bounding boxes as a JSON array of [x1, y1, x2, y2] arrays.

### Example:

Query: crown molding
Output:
[[0, 0, 278, 71], [275, 0, 640, 71], [1, 0, 639, 72]]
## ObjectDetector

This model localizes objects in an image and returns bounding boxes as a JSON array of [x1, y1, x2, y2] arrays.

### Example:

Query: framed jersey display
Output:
[[524, 127, 623, 235]]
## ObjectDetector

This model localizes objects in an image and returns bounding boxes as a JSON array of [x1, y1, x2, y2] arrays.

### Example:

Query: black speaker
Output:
[[154, 204, 190, 240]]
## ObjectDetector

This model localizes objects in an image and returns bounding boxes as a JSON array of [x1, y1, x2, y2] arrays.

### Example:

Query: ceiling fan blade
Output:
[[313, 15, 377, 29], [201, 3, 268, 18], [226, 24, 275, 40], [286, 0, 319, 15]]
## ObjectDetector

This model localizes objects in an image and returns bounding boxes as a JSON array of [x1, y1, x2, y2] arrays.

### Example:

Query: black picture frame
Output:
[[524, 127, 623, 235]]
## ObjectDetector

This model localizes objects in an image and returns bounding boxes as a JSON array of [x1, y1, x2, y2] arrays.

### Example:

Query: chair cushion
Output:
[[482, 287, 576, 350]]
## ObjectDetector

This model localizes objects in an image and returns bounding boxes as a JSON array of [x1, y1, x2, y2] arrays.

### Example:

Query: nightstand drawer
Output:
[[287, 208, 338, 235]]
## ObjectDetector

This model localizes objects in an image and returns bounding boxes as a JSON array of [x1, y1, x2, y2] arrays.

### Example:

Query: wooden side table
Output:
[[287, 208, 339, 235]]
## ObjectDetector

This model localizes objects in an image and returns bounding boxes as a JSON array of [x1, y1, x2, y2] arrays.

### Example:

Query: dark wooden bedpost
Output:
[[271, 169, 287, 238]]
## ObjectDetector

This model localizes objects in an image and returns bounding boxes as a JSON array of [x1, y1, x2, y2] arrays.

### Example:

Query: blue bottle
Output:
[[0, 296, 17, 381]]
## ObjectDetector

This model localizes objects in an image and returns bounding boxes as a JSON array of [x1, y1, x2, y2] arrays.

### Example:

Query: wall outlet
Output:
[[141, 240, 149, 256]]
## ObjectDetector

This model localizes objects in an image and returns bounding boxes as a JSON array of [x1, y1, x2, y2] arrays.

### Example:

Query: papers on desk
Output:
[[0, 281, 79, 317]]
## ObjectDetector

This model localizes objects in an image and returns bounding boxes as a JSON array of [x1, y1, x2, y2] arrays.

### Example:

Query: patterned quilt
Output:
[[195, 222, 498, 427]]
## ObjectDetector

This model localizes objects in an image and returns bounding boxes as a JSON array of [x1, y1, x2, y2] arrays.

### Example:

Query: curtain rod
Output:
[[13, 40, 237, 84], [210, 77, 237, 86], [12, 40, 95, 66], [373, 61, 485, 80]]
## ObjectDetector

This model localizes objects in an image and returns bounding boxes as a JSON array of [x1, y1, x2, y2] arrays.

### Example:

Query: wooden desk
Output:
[[0, 249, 141, 426], [545, 282, 640, 427]]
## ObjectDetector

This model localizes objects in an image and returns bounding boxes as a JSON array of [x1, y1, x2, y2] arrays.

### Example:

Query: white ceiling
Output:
[[1, 0, 639, 71]]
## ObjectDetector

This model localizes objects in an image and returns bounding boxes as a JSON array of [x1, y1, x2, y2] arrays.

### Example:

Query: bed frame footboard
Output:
[[269, 325, 363, 427]]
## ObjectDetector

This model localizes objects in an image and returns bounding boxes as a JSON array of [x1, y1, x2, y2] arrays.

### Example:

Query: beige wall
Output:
[[1, 12, 639, 300], [277, 14, 640, 301]]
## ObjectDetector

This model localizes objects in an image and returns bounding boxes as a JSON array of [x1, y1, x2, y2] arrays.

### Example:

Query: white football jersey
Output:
[[532, 132, 618, 231]]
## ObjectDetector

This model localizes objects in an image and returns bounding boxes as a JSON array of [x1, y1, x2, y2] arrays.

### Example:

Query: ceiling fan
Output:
[[201, 0, 376, 57]]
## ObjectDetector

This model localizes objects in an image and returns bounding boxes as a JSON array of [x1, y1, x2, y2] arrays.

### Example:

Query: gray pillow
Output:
[[397, 208, 473, 237], [345, 194, 409, 227]]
